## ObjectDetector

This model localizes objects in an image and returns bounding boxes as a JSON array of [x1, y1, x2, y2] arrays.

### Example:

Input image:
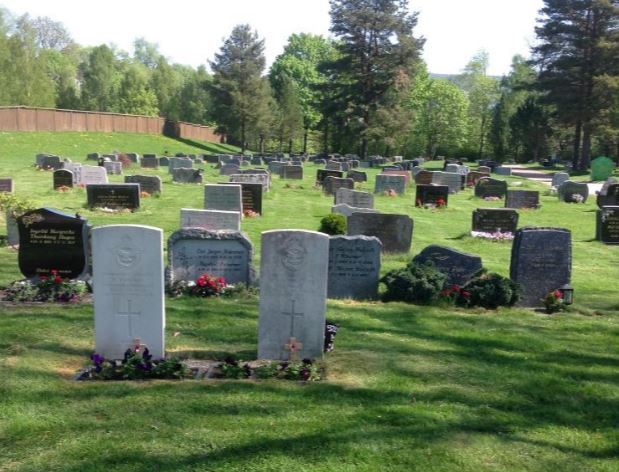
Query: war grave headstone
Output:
[[169, 229, 254, 285], [591, 156, 615, 181], [87, 184, 140, 210], [494, 166, 512, 176], [93, 224, 165, 359], [347, 170, 368, 183], [374, 174, 406, 195], [432, 171, 462, 193], [413, 245, 483, 286], [53, 169, 73, 189], [17, 208, 89, 279], [180, 208, 241, 232], [510, 227, 572, 307], [335, 188, 374, 208], [347, 213, 413, 253], [475, 177, 507, 199], [124, 175, 162, 195], [596, 206, 619, 244], [505, 190, 540, 209], [141, 156, 159, 168], [331, 204, 380, 218], [597, 183, 619, 208], [230, 173, 270, 192], [328, 235, 382, 300], [221, 182, 263, 215], [204, 184, 243, 213], [323, 176, 354, 195], [415, 184, 449, 207], [551, 172, 570, 188], [258, 230, 328, 360], [80, 165, 109, 185], [414, 170, 434, 185], [172, 168, 203, 184], [103, 161, 122, 175], [558, 181, 589, 203], [281, 165, 303, 180], [0, 178, 14, 192], [472, 208, 519, 234], [317, 169, 344, 184]]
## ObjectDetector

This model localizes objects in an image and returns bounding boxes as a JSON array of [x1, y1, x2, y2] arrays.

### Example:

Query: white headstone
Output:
[[204, 184, 243, 213], [80, 165, 109, 185], [180, 208, 241, 232]]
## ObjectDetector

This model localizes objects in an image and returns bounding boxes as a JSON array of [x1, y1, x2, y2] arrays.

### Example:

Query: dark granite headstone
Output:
[[17, 208, 88, 279], [510, 227, 572, 307], [124, 175, 162, 194], [328, 235, 382, 299], [141, 156, 159, 168], [558, 181, 589, 203], [413, 245, 482, 286], [414, 170, 434, 185], [316, 169, 344, 184], [415, 184, 449, 207], [159, 157, 169, 166], [172, 168, 203, 184], [597, 206, 619, 244], [505, 190, 540, 209], [221, 182, 263, 215], [475, 178, 508, 198], [597, 184, 619, 208], [323, 176, 354, 195], [472, 208, 519, 233], [53, 169, 74, 189], [0, 178, 13, 193], [281, 165, 303, 179], [347, 170, 367, 182], [87, 184, 140, 210], [347, 213, 413, 253]]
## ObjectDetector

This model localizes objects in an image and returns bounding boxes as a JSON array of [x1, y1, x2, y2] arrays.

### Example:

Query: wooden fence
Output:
[[0, 106, 221, 143]]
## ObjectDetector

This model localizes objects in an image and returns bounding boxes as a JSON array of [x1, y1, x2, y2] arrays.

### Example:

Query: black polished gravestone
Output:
[[597, 184, 619, 208], [53, 169, 74, 189], [505, 190, 540, 209], [510, 227, 572, 307], [415, 184, 449, 207], [221, 182, 263, 214], [17, 208, 89, 279], [86, 183, 140, 210], [347, 170, 368, 183], [472, 208, 519, 234], [474, 177, 508, 199], [316, 169, 344, 184], [413, 245, 483, 286], [596, 206, 619, 244], [0, 178, 13, 192]]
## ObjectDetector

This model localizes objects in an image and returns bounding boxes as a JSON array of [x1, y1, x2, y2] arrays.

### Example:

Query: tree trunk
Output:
[[323, 121, 329, 154], [259, 135, 265, 154], [478, 116, 486, 159], [288, 139, 293, 155], [581, 123, 592, 170], [240, 117, 246, 153], [303, 127, 308, 154], [572, 121, 582, 170]]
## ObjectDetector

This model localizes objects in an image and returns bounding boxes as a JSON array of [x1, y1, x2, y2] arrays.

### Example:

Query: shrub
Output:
[[543, 289, 566, 314], [318, 213, 347, 235], [456, 272, 521, 309], [3, 272, 87, 303], [380, 261, 447, 304], [118, 154, 132, 168]]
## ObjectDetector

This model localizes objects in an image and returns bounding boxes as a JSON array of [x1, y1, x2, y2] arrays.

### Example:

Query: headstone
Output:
[[347, 213, 413, 253], [93, 225, 165, 359], [103, 161, 122, 175], [381, 170, 411, 184], [258, 230, 328, 360], [172, 168, 203, 184], [445, 164, 461, 174], [268, 161, 286, 175], [169, 157, 193, 173], [494, 166, 512, 176], [281, 165, 303, 180], [86, 152, 100, 161], [347, 170, 367, 183], [221, 182, 263, 215], [326, 161, 343, 171], [374, 174, 406, 194], [180, 209, 241, 232], [551, 172, 570, 188], [475, 178, 507, 199], [414, 170, 434, 185], [472, 208, 519, 234], [0, 178, 13, 193], [141, 156, 159, 168], [39, 155, 62, 170], [126, 153, 140, 163], [331, 204, 380, 218], [168, 229, 254, 285], [323, 176, 354, 195], [230, 173, 270, 192], [432, 171, 462, 193], [505, 190, 540, 209], [53, 169, 73, 189], [591, 156, 615, 181], [597, 206, 619, 244], [415, 184, 449, 207], [335, 188, 374, 208], [597, 183, 619, 208], [478, 165, 491, 174], [316, 169, 344, 184], [17, 208, 88, 279], [251, 157, 262, 166], [328, 235, 382, 300], [413, 245, 483, 286], [558, 181, 589, 203], [204, 184, 243, 213], [87, 184, 140, 210], [466, 171, 490, 187], [159, 157, 169, 166], [220, 164, 240, 176], [510, 228, 572, 307], [80, 165, 109, 185], [124, 175, 162, 195]]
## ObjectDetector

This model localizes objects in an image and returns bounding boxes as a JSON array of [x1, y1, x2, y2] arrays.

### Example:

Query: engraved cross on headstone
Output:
[[281, 300, 304, 338], [115, 298, 141, 339]]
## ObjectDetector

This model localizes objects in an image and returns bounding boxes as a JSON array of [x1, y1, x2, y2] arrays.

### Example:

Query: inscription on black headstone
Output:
[[413, 245, 483, 286], [316, 169, 344, 184], [87, 184, 140, 210], [505, 190, 540, 209], [53, 169, 74, 189], [472, 208, 519, 233], [474, 178, 507, 199], [415, 184, 448, 207], [221, 182, 263, 214], [597, 206, 619, 244]]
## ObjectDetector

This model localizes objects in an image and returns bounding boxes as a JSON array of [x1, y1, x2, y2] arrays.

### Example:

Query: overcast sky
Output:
[[0, 0, 543, 76]]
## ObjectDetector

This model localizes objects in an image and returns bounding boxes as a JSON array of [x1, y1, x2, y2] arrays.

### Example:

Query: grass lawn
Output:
[[0, 133, 618, 471]]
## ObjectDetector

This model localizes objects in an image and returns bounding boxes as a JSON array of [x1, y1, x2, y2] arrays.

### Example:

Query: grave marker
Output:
[[335, 188, 374, 208], [505, 190, 540, 209], [87, 184, 140, 210], [472, 208, 519, 234], [204, 184, 243, 213], [413, 245, 482, 286], [597, 206, 619, 244], [124, 175, 162, 195], [180, 209, 241, 232], [347, 213, 413, 253]]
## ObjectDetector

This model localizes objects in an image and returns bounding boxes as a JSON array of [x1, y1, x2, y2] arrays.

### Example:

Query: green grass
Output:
[[1, 133, 618, 471]]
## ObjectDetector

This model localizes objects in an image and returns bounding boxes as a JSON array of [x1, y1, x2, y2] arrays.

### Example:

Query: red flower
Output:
[[462, 291, 471, 298], [553, 290, 563, 299], [51, 269, 58, 276], [54, 276, 62, 283]]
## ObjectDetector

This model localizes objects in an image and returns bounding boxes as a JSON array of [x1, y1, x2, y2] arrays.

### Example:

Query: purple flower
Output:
[[91, 353, 105, 364]]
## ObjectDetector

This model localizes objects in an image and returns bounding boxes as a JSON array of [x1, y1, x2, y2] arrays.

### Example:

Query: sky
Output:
[[0, 0, 544, 76]]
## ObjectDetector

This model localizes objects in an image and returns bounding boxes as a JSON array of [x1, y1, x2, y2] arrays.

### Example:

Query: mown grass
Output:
[[0, 133, 618, 471]]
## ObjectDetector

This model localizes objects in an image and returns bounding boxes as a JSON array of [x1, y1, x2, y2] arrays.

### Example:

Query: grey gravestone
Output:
[[258, 230, 329, 360], [328, 235, 382, 300], [597, 183, 619, 208], [467, 171, 490, 187], [472, 208, 519, 233], [159, 157, 169, 166], [268, 161, 286, 175], [551, 172, 570, 187], [478, 166, 491, 174], [475, 178, 507, 198], [124, 175, 162, 195], [326, 161, 343, 171], [180, 209, 241, 232], [381, 170, 411, 184], [204, 184, 243, 213], [221, 182, 263, 214], [87, 184, 140, 210], [104, 161, 123, 175], [282, 165, 303, 180], [317, 169, 344, 184], [374, 174, 406, 194], [347, 213, 413, 253], [0, 178, 13, 192], [169, 229, 254, 284], [17, 208, 89, 279], [505, 190, 540, 209], [413, 245, 482, 286], [445, 164, 461, 174], [335, 188, 374, 208], [414, 170, 434, 185], [251, 157, 262, 166], [347, 170, 367, 183], [415, 184, 448, 207], [230, 173, 270, 192], [80, 165, 108, 185], [510, 227, 572, 307], [558, 181, 589, 203], [53, 169, 73, 189], [141, 156, 159, 168], [323, 176, 354, 196], [220, 164, 240, 176], [432, 171, 462, 193], [494, 166, 512, 176], [597, 206, 619, 244], [173, 168, 203, 184], [331, 204, 380, 217]]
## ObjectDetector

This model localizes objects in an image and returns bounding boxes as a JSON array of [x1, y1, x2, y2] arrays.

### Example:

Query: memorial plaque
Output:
[[510, 227, 572, 307], [180, 209, 241, 231], [87, 184, 140, 210], [475, 178, 507, 198], [328, 235, 382, 300], [323, 176, 354, 195], [124, 175, 162, 195], [505, 190, 540, 209], [17, 208, 88, 279], [347, 213, 413, 253], [375, 174, 406, 194], [53, 169, 73, 189], [204, 184, 243, 213], [472, 208, 519, 233], [316, 169, 344, 184], [335, 188, 374, 208], [558, 181, 589, 203], [169, 229, 254, 285], [597, 206, 619, 244], [415, 184, 448, 207], [413, 245, 483, 286], [0, 178, 13, 193]]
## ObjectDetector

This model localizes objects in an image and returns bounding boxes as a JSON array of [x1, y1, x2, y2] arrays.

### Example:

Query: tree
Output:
[[509, 97, 553, 162], [327, 0, 424, 158], [272, 73, 303, 152], [209, 24, 271, 152], [117, 63, 159, 116], [80, 45, 121, 112], [533, 0, 619, 170]]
